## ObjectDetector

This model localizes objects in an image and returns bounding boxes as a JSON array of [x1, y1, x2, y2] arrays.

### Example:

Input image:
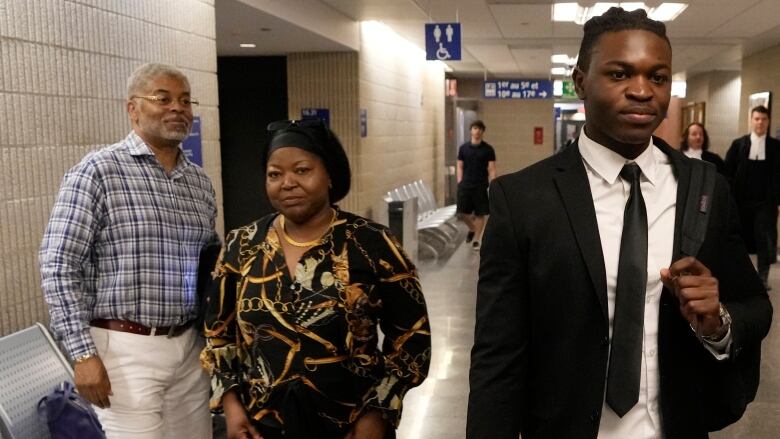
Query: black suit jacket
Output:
[[467, 137, 772, 439], [724, 134, 780, 206], [701, 150, 726, 175]]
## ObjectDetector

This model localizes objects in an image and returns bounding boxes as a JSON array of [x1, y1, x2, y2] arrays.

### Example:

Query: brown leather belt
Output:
[[90, 319, 193, 338]]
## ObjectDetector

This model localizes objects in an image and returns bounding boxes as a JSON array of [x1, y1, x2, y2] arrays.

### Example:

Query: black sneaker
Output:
[[466, 231, 475, 243]]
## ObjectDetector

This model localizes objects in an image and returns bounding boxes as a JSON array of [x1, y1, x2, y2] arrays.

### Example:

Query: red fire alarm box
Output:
[[534, 127, 543, 145]]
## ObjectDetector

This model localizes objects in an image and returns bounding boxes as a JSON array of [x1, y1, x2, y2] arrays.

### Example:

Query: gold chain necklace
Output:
[[279, 209, 336, 247]]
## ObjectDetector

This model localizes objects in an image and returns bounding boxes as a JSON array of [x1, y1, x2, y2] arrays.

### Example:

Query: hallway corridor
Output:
[[396, 243, 780, 439]]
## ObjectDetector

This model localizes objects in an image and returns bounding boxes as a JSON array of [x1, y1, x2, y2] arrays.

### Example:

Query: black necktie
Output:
[[606, 163, 648, 417]]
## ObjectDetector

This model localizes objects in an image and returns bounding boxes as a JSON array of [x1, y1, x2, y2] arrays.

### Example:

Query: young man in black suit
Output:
[[467, 7, 772, 439], [725, 105, 780, 290]]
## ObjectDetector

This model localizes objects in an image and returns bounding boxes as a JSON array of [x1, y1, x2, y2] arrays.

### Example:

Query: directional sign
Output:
[[425, 23, 461, 61], [301, 108, 330, 128], [181, 116, 202, 166], [483, 80, 554, 99]]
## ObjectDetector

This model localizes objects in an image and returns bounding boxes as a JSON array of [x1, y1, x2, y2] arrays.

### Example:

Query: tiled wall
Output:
[[458, 78, 555, 176], [0, 0, 221, 335], [286, 52, 361, 214], [357, 22, 445, 218], [686, 71, 741, 156], [741, 46, 780, 136], [286, 23, 446, 219]]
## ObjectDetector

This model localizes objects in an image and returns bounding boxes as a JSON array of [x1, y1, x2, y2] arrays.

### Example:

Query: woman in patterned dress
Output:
[[201, 120, 431, 439]]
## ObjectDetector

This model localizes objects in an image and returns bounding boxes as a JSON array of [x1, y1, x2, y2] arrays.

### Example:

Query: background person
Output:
[[457, 120, 496, 251], [680, 122, 725, 174], [201, 120, 431, 439], [725, 105, 780, 289], [40, 63, 217, 438]]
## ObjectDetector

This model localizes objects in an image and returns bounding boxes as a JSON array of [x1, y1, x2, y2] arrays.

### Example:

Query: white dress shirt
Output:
[[579, 132, 731, 438], [749, 132, 766, 160], [683, 148, 703, 160], [579, 131, 674, 438]]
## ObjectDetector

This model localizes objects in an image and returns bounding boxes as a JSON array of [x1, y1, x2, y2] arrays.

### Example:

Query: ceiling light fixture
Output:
[[553, 2, 688, 24], [551, 54, 578, 65], [239, 43, 256, 48], [551, 67, 568, 75]]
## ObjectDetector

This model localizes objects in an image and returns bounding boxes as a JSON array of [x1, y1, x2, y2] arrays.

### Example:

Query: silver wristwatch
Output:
[[701, 303, 731, 342]]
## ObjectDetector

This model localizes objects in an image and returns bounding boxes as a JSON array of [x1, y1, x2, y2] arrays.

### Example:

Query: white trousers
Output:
[[90, 326, 212, 439]]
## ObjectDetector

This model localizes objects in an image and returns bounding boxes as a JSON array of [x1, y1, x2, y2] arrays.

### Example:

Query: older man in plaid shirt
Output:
[[39, 63, 218, 439]]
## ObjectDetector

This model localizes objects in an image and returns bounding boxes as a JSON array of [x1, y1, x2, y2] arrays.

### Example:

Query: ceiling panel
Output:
[[665, 2, 759, 38], [217, 0, 353, 55], [489, 4, 552, 38], [510, 47, 552, 76], [322, 0, 425, 20], [714, 0, 780, 38], [466, 44, 518, 74], [552, 21, 583, 38], [215, 0, 780, 78]]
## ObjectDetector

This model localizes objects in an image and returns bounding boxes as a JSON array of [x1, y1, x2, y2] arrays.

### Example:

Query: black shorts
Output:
[[457, 184, 489, 216]]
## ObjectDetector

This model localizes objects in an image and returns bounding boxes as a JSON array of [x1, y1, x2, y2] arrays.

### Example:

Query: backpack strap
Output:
[[680, 159, 717, 257]]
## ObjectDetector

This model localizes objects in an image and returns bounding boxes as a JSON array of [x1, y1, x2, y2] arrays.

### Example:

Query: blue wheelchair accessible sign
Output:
[[425, 23, 461, 61]]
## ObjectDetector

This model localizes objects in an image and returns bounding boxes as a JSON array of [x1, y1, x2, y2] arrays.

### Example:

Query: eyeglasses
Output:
[[267, 119, 326, 132], [131, 95, 199, 108]]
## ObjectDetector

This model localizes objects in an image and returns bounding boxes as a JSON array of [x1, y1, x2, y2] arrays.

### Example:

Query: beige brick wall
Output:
[[358, 23, 445, 218], [741, 45, 780, 135], [286, 52, 361, 213], [458, 79, 554, 176], [686, 71, 741, 156], [287, 24, 445, 219], [0, 0, 221, 335]]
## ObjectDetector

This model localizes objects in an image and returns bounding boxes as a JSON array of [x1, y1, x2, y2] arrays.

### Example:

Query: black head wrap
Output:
[[264, 121, 351, 203]]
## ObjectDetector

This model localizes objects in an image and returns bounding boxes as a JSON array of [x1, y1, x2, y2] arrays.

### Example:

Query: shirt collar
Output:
[[684, 148, 703, 159], [125, 131, 190, 170], [751, 132, 766, 143], [578, 128, 658, 186]]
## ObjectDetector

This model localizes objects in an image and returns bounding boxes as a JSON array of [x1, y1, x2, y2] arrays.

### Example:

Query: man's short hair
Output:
[[470, 120, 486, 131], [576, 7, 670, 72], [751, 105, 770, 118], [127, 63, 190, 99]]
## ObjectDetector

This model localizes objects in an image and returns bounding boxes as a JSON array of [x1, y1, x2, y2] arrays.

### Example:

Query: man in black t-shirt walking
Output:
[[457, 120, 497, 250]]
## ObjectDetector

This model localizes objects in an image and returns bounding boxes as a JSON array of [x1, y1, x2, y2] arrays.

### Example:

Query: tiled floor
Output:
[[396, 244, 780, 439]]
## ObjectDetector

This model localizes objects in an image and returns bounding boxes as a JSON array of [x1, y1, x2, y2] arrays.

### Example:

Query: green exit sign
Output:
[[562, 80, 577, 99]]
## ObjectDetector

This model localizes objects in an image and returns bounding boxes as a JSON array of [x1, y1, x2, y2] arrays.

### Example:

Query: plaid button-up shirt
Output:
[[40, 131, 218, 360]]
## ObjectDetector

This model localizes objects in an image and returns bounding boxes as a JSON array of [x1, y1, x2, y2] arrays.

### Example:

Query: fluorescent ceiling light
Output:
[[554, 80, 564, 97], [551, 54, 578, 65], [553, 3, 578, 21], [619, 2, 647, 12], [239, 43, 256, 48], [589, 3, 619, 19], [649, 3, 688, 21], [671, 80, 687, 98], [554, 3, 688, 24], [551, 67, 568, 75]]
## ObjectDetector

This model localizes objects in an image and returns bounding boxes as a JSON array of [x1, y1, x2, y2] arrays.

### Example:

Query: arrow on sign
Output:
[[539, 91, 548, 98]]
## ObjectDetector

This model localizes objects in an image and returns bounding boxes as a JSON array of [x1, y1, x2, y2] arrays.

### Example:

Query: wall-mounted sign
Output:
[[301, 108, 330, 128], [181, 116, 202, 166], [534, 127, 544, 145], [359, 109, 367, 138], [484, 80, 553, 99], [562, 80, 578, 99], [425, 23, 461, 61]]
